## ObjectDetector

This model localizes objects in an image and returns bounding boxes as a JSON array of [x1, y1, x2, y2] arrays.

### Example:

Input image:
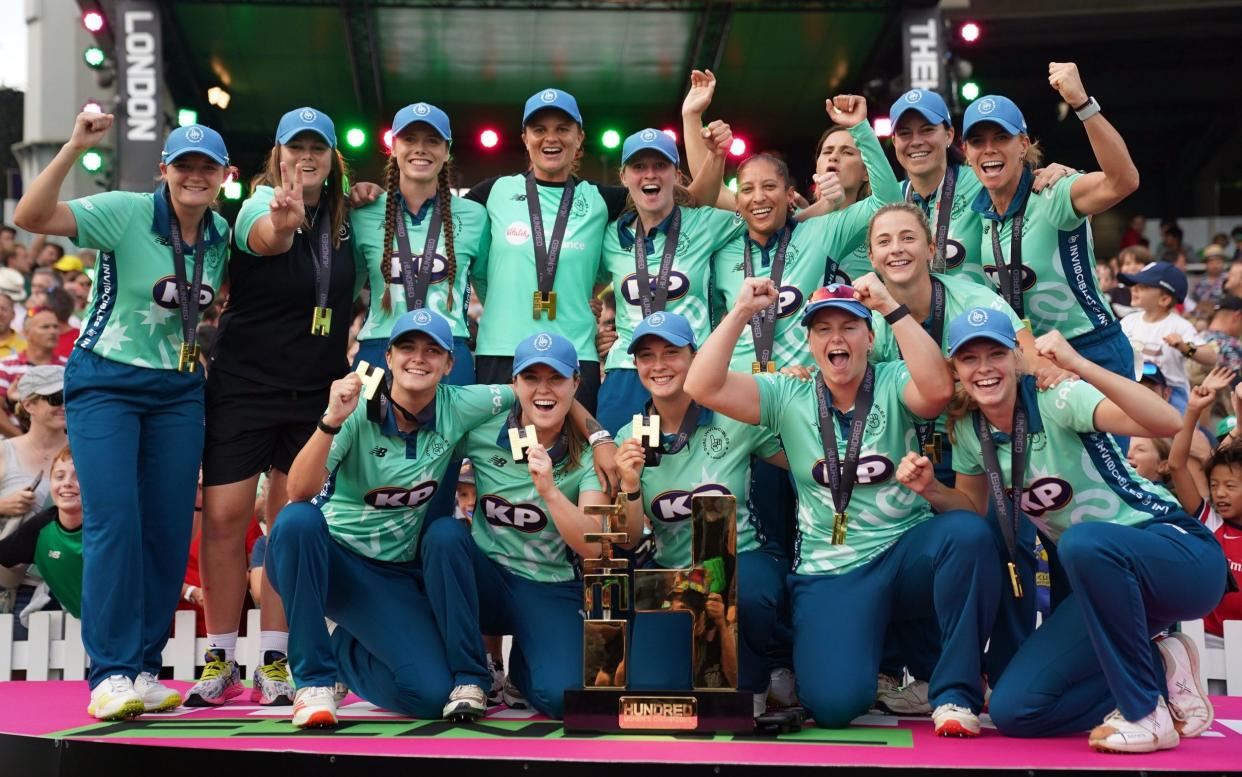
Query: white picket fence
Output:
[[0, 609, 263, 681], [0, 609, 1239, 695]]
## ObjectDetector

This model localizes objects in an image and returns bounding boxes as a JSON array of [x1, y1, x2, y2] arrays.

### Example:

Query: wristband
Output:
[[183, 585, 198, 603], [1184, 342, 1197, 358], [588, 429, 613, 447], [883, 304, 911, 325], [317, 415, 343, 435], [1074, 97, 1101, 122], [624, 489, 642, 502]]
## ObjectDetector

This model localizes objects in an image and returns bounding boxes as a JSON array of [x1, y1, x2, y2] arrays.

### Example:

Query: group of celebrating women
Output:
[[9, 56, 1231, 755]]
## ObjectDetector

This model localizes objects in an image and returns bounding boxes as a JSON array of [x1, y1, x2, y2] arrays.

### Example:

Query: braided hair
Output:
[[379, 156, 458, 312]]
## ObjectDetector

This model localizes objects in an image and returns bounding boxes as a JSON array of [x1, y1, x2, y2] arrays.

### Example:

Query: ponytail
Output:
[[379, 157, 400, 313], [438, 160, 457, 311]]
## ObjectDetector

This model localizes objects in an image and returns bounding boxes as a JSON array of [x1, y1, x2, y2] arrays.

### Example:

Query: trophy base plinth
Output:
[[562, 689, 754, 734]]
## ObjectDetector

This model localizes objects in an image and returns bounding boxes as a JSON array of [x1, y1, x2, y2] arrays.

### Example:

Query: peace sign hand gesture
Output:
[[269, 160, 306, 235]]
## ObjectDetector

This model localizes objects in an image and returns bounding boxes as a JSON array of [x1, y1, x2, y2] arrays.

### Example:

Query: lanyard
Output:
[[990, 186, 1033, 318], [527, 173, 576, 298], [743, 225, 792, 371], [633, 208, 683, 317], [308, 207, 333, 335], [814, 366, 875, 544], [392, 198, 442, 311], [896, 278, 946, 457], [907, 165, 959, 273], [166, 191, 205, 365], [974, 402, 1028, 598], [641, 400, 701, 467]]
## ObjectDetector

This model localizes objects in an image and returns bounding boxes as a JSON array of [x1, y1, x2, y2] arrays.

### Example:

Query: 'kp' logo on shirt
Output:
[[620, 272, 691, 306], [811, 455, 895, 488], [1005, 477, 1073, 518], [152, 277, 217, 309], [387, 253, 451, 285], [481, 495, 548, 533], [364, 481, 437, 509], [650, 484, 730, 523]]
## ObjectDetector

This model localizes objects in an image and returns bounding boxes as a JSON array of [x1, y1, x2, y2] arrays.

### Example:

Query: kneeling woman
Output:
[[901, 308, 1228, 753], [614, 311, 788, 712], [421, 332, 624, 720], [266, 309, 514, 728], [685, 276, 1001, 735]]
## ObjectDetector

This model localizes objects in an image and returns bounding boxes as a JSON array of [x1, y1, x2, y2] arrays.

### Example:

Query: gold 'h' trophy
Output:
[[562, 494, 753, 733]]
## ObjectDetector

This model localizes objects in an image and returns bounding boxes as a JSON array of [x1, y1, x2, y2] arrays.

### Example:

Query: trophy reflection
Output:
[[564, 494, 752, 733]]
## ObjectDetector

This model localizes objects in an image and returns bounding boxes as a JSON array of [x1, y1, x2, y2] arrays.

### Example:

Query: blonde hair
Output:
[[945, 348, 1029, 444], [867, 203, 933, 252]]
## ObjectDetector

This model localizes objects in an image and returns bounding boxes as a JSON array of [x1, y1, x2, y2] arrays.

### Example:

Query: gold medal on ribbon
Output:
[[311, 306, 332, 336], [533, 290, 557, 320], [751, 361, 776, 374], [1007, 561, 1024, 599], [831, 511, 848, 545], [923, 433, 943, 464], [178, 343, 202, 373]]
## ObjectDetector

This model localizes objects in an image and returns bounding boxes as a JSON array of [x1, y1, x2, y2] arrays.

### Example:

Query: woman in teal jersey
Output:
[[266, 309, 515, 729], [466, 88, 725, 414], [421, 331, 626, 721], [14, 113, 231, 720], [962, 62, 1139, 379], [898, 308, 1227, 753], [611, 311, 790, 714], [595, 126, 732, 433], [685, 275, 1001, 736], [193, 106, 364, 710], [351, 103, 487, 383]]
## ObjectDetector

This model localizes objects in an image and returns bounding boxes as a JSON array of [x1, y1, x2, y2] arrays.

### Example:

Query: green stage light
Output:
[[726, 177, 738, 192], [961, 81, 981, 102], [223, 179, 243, 201], [177, 108, 198, 127], [83, 46, 106, 69], [81, 150, 104, 173], [601, 129, 621, 150], [344, 127, 367, 149]]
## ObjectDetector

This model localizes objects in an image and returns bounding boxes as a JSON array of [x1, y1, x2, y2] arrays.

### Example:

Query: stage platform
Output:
[[0, 681, 1239, 776]]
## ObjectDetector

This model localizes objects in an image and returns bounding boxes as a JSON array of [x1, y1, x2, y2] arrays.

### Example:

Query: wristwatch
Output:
[[1074, 97, 1101, 122], [1183, 342, 1198, 358], [317, 415, 343, 435]]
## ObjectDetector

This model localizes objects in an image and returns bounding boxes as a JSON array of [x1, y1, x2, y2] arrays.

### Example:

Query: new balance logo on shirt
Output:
[[370, 447, 388, 457]]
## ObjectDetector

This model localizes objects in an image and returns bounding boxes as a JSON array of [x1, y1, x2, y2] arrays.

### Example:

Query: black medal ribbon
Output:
[[527, 173, 576, 298], [633, 208, 683, 317], [909, 278, 946, 453], [906, 165, 959, 273], [743, 225, 792, 368], [974, 401, 1028, 595], [814, 366, 876, 523], [990, 184, 1033, 318], [308, 205, 333, 311], [642, 399, 700, 467], [166, 189, 206, 357], [392, 197, 443, 311]]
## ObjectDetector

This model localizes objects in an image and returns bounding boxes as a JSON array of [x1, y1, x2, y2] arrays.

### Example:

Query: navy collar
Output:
[[971, 166, 1034, 222], [151, 183, 225, 250], [618, 207, 678, 250], [396, 192, 436, 226], [906, 163, 960, 210], [988, 375, 1045, 444], [744, 221, 796, 266], [378, 387, 437, 438]]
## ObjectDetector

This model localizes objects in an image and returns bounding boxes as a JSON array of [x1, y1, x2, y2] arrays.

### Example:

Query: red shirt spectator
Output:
[[1199, 503, 1242, 637]]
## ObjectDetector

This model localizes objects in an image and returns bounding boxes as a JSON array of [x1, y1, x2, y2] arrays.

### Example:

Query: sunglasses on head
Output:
[[808, 284, 859, 304], [29, 391, 64, 406]]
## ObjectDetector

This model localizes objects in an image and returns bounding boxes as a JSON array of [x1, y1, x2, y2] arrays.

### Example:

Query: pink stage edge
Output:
[[1, 681, 1240, 770]]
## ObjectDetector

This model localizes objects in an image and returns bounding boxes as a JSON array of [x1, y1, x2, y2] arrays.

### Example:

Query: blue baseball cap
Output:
[[162, 125, 229, 166], [513, 332, 580, 378], [622, 128, 679, 166], [388, 308, 453, 351], [963, 95, 1028, 138], [890, 89, 951, 127], [800, 285, 871, 327], [1140, 360, 1169, 388], [1118, 261, 1188, 303], [522, 88, 583, 126], [628, 311, 697, 353], [275, 107, 337, 148], [391, 102, 452, 142], [946, 307, 1018, 357]]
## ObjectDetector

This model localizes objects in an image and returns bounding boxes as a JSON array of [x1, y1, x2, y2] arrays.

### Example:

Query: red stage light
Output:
[[479, 129, 500, 149], [728, 137, 746, 157], [382, 129, 393, 150], [82, 11, 105, 33], [662, 128, 678, 142], [960, 22, 981, 43]]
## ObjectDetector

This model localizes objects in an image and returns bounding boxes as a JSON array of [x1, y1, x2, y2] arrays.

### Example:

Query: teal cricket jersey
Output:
[[870, 273, 1023, 362], [469, 175, 626, 361], [756, 362, 933, 575], [464, 413, 602, 583], [823, 122, 905, 282], [602, 205, 742, 371], [952, 377, 1181, 544], [67, 187, 230, 369], [316, 383, 514, 562], [973, 170, 1114, 340], [901, 163, 986, 285], [351, 193, 488, 341], [607, 409, 781, 569]]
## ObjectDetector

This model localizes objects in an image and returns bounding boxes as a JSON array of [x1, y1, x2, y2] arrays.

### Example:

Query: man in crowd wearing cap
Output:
[[1119, 261, 1217, 412], [1189, 244, 1229, 312], [1204, 295, 1242, 374], [0, 306, 68, 438]]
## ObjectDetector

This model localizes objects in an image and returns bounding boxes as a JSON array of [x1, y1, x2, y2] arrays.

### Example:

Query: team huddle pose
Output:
[[10, 58, 1232, 756]]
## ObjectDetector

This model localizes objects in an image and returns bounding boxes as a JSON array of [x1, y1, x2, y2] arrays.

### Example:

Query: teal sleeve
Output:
[[880, 361, 924, 423], [868, 313, 900, 363], [234, 186, 275, 255], [65, 191, 142, 251], [756, 373, 795, 433], [446, 384, 516, 434], [1044, 174, 1087, 231], [466, 202, 491, 299], [573, 447, 605, 496], [849, 121, 901, 206], [1043, 379, 1105, 434], [750, 422, 783, 460], [709, 251, 728, 329], [325, 404, 362, 471], [699, 207, 746, 254]]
